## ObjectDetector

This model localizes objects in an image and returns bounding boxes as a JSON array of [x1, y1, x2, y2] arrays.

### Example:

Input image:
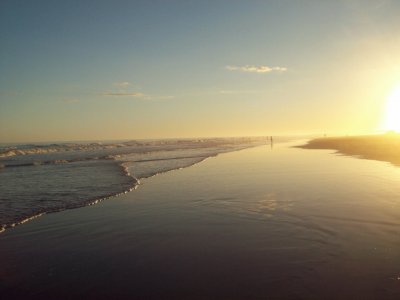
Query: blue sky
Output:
[[1, 0, 400, 142]]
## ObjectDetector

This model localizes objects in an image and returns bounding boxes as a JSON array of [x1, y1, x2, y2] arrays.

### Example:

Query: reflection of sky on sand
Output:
[[187, 141, 400, 231], [193, 193, 294, 219], [2, 142, 400, 299], [253, 193, 294, 215]]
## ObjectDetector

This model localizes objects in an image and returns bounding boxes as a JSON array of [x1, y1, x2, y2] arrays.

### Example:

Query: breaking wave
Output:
[[0, 137, 268, 233]]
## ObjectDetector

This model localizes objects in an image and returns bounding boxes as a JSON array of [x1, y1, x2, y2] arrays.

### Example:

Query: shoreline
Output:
[[0, 143, 263, 235], [297, 133, 400, 167], [2, 141, 400, 299]]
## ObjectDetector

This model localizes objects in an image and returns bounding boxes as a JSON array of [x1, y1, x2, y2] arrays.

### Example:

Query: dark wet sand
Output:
[[298, 133, 400, 166], [1, 143, 400, 299]]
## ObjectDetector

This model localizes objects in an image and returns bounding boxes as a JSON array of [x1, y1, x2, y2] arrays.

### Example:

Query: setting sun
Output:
[[383, 83, 400, 132], [3, 1, 400, 299]]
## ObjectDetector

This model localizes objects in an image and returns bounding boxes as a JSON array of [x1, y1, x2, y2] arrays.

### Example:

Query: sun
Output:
[[383, 83, 400, 132]]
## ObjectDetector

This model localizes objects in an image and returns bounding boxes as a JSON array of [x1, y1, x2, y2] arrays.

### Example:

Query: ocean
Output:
[[1, 140, 400, 299], [0, 137, 267, 233]]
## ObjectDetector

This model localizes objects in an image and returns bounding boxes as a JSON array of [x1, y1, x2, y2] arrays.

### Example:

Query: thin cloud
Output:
[[102, 82, 174, 100], [226, 65, 287, 73], [219, 90, 258, 95], [103, 81, 143, 97], [101, 92, 145, 97], [101, 92, 174, 100], [114, 81, 131, 87], [62, 98, 79, 103], [143, 95, 175, 100]]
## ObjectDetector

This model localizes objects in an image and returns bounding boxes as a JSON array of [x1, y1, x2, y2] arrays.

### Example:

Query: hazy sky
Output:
[[1, 0, 400, 142]]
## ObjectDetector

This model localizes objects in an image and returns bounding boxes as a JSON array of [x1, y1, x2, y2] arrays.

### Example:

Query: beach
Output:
[[3, 1, 400, 298], [1, 142, 400, 299], [298, 133, 400, 166], [0, 137, 267, 232]]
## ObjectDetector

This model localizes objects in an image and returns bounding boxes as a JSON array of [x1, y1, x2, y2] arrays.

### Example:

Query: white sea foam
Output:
[[0, 137, 269, 233]]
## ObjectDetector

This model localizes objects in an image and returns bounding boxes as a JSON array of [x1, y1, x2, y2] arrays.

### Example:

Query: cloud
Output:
[[62, 98, 79, 103], [143, 95, 175, 100], [114, 81, 131, 87], [101, 92, 174, 100], [102, 82, 174, 101], [101, 92, 145, 97], [103, 81, 144, 97], [226, 65, 287, 73], [219, 90, 258, 95]]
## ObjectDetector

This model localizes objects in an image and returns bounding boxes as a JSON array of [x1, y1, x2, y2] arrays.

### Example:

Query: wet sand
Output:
[[298, 133, 400, 166], [1, 143, 400, 299]]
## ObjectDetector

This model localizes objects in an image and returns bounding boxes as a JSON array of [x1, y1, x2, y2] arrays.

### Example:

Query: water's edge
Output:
[[0, 144, 259, 234]]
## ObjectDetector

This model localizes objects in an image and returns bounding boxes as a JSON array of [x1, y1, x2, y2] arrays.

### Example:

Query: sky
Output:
[[1, 0, 400, 143]]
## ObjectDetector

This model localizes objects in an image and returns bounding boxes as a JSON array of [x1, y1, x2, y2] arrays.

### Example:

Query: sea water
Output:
[[2, 140, 399, 299], [0, 137, 267, 232]]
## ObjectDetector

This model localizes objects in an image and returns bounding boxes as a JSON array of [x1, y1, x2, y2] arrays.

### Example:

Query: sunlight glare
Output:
[[384, 83, 400, 132]]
